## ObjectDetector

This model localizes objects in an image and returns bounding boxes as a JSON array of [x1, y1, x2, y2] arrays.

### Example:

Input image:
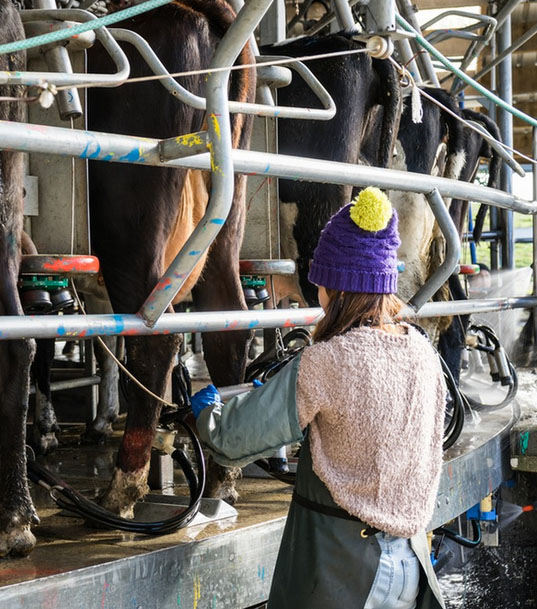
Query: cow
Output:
[[1, 0, 256, 556], [0, 0, 38, 558], [265, 32, 402, 306]]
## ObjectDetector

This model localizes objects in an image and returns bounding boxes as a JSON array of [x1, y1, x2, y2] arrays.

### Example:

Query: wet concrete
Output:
[[438, 369, 537, 608]]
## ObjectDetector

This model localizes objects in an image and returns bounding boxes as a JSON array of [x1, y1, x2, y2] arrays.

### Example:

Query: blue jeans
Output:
[[363, 533, 421, 609]]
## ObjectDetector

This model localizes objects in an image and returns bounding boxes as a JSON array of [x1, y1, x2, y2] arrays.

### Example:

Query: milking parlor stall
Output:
[[2, 0, 537, 606]]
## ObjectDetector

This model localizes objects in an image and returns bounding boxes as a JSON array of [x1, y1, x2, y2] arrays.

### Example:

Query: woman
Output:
[[191, 187, 447, 608]]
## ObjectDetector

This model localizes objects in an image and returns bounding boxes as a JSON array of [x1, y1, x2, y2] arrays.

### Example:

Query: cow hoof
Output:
[[0, 525, 37, 558], [98, 466, 149, 519], [82, 425, 113, 445], [204, 461, 241, 505], [30, 426, 59, 455]]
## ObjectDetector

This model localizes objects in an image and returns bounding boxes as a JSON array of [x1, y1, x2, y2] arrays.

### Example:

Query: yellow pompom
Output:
[[349, 187, 392, 232]]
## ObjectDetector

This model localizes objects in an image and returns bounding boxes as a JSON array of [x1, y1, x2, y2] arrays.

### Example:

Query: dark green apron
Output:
[[267, 435, 446, 609]]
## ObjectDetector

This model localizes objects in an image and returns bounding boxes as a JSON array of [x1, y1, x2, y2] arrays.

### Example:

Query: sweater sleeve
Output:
[[195, 355, 304, 467], [296, 343, 332, 429]]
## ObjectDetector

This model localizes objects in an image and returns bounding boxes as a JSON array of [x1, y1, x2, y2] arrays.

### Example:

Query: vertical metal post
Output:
[[258, 0, 285, 44], [532, 127, 537, 348], [229, 0, 275, 106], [34, 0, 83, 120], [396, 0, 440, 87], [365, 0, 396, 33], [396, 38, 423, 84], [330, 0, 355, 30], [498, 16, 514, 269], [489, 35, 499, 271]]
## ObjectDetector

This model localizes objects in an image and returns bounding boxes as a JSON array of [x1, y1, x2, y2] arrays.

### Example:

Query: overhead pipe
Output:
[[408, 189, 461, 311], [138, 0, 275, 326], [1, 122, 537, 213], [1, 297, 537, 340]]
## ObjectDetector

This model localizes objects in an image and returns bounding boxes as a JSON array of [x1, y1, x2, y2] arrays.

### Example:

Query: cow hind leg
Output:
[[30, 339, 60, 454], [101, 333, 181, 517], [84, 335, 120, 443], [0, 292, 38, 556]]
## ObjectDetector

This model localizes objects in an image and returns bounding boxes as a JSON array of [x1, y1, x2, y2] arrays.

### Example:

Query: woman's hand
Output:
[[190, 384, 222, 418]]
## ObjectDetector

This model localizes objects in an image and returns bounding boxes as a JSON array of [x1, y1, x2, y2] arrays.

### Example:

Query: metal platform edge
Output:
[[0, 517, 285, 609], [429, 405, 516, 530]]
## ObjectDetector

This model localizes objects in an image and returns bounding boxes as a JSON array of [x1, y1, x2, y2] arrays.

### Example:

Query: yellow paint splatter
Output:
[[209, 114, 221, 141], [193, 575, 201, 609], [176, 133, 204, 147], [207, 142, 223, 176]]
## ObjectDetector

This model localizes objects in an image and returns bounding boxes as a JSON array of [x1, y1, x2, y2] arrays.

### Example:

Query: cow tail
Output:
[[435, 91, 466, 181], [468, 112, 502, 244], [372, 58, 402, 168]]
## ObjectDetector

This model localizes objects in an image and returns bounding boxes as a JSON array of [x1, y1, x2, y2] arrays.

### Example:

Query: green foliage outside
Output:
[[462, 203, 534, 270]]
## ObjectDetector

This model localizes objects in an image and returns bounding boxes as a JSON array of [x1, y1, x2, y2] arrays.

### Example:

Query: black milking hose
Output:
[[27, 417, 205, 535]]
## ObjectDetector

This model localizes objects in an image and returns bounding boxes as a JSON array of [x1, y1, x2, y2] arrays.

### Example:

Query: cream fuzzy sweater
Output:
[[296, 324, 446, 538]]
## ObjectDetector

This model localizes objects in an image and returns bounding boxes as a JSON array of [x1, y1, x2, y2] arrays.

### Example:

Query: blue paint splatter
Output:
[[119, 148, 144, 163], [102, 154, 114, 162], [57, 326, 66, 336], [258, 565, 265, 581], [80, 139, 102, 160], [248, 320, 259, 329], [263, 164, 270, 174], [189, 250, 201, 256], [112, 315, 125, 335], [210, 218, 225, 225]]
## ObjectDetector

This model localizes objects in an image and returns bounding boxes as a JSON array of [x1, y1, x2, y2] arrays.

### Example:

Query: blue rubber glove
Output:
[[190, 384, 222, 419]]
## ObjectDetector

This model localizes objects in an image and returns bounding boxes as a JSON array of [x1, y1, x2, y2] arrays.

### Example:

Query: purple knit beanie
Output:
[[308, 187, 401, 294]]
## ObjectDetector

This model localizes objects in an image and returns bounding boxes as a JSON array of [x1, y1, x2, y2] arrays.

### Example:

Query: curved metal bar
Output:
[[408, 189, 461, 311], [109, 29, 336, 121], [138, 0, 275, 326], [0, 121, 536, 213], [0, 8, 131, 87], [421, 10, 496, 34]]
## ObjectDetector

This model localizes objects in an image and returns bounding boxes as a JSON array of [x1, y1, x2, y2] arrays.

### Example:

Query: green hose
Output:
[[0, 0, 173, 56], [396, 14, 537, 130]]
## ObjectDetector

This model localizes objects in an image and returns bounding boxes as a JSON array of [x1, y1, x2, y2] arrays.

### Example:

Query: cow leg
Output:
[[84, 335, 120, 442], [30, 339, 60, 454], [192, 175, 252, 505], [0, 263, 38, 556], [101, 333, 180, 517]]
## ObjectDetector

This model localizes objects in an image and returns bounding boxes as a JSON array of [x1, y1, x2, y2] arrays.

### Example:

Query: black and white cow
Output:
[[264, 32, 402, 306]]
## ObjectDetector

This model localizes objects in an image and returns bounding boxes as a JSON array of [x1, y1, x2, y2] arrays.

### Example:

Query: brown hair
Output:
[[313, 289, 405, 343]]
